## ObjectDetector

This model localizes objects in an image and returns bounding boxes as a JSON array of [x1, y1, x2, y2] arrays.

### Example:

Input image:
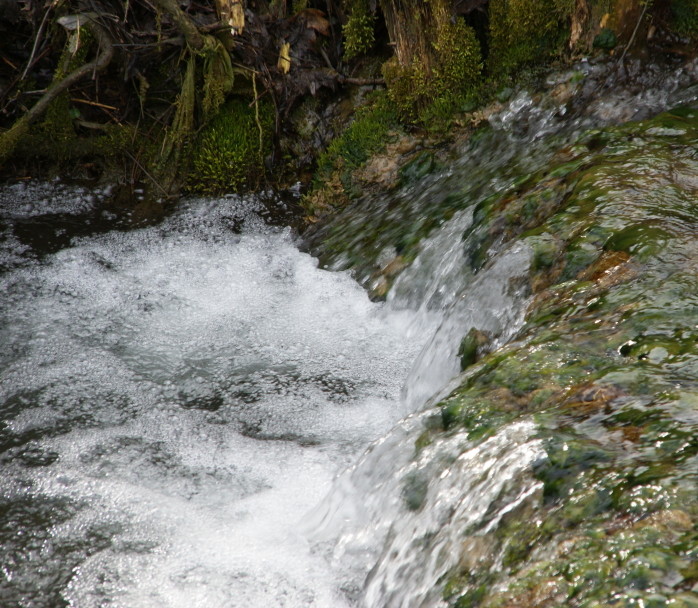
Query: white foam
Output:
[[0, 194, 433, 607]]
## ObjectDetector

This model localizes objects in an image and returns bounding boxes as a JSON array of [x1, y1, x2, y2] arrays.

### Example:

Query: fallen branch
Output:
[[0, 17, 114, 166], [337, 76, 385, 86]]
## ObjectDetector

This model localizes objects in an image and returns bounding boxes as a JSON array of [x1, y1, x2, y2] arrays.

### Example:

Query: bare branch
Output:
[[0, 18, 114, 166]]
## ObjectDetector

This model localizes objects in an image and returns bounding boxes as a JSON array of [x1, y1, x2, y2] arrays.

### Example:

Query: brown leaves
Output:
[[294, 8, 330, 37]]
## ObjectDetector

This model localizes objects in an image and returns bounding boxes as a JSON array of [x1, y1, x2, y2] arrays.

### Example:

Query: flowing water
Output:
[[3, 57, 698, 608], [0, 187, 443, 607]]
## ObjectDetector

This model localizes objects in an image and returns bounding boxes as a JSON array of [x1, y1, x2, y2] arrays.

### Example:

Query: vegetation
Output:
[[343, 0, 376, 60], [383, 17, 482, 122], [304, 93, 399, 214], [488, 0, 573, 76], [1, 0, 697, 199], [672, 0, 698, 35], [187, 97, 274, 194]]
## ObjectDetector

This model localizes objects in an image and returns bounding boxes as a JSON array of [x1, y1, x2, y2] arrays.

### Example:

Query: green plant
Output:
[[314, 93, 398, 183], [343, 0, 375, 60], [671, 0, 698, 36], [187, 97, 273, 194], [488, 0, 574, 76], [383, 17, 482, 123]]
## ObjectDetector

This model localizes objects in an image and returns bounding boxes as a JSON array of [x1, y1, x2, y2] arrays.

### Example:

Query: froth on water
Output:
[[0, 188, 432, 607]]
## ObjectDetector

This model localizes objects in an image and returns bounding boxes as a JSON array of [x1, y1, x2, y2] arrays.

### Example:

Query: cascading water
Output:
[[3, 56, 698, 608], [0, 178, 538, 607], [0, 185, 440, 607]]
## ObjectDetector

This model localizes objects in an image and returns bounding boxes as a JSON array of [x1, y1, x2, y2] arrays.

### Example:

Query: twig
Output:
[[124, 149, 171, 197], [252, 71, 264, 162], [320, 47, 334, 70], [21, 0, 61, 81], [338, 76, 385, 86], [113, 37, 184, 48], [70, 97, 118, 110], [620, 0, 651, 64], [74, 119, 109, 129], [2, 57, 18, 71], [248, 87, 270, 107]]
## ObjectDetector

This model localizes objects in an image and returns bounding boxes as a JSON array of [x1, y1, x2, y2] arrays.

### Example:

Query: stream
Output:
[[0, 187, 445, 607], [2, 56, 698, 608]]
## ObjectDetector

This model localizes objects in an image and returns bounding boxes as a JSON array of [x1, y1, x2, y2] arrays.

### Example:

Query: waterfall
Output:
[[2, 57, 698, 607]]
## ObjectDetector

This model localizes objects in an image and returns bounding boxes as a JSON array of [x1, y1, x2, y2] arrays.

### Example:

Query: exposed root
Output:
[[0, 17, 114, 167]]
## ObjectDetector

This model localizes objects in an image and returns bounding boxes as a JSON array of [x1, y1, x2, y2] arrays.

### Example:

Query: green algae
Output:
[[394, 105, 698, 606]]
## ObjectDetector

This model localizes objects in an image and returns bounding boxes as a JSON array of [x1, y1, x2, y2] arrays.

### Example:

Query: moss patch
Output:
[[383, 17, 482, 123], [343, 0, 376, 60], [187, 97, 273, 194], [303, 92, 399, 215], [671, 0, 698, 37], [487, 0, 574, 77]]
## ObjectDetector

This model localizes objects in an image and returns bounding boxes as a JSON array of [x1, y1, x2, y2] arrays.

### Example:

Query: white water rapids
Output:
[[0, 183, 541, 607]]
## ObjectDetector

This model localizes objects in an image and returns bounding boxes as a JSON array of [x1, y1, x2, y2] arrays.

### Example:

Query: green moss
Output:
[[200, 37, 235, 117], [305, 92, 398, 210], [671, 0, 698, 37], [398, 151, 437, 185], [319, 96, 396, 173], [187, 97, 273, 194], [343, 0, 375, 60], [488, 0, 574, 77], [593, 27, 619, 49], [383, 18, 482, 123], [425, 106, 698, 607], [457, 328, 490, 371]]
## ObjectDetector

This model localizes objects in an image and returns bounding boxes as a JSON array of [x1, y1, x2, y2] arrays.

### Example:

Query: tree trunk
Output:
[[379, 0, 450, 74]]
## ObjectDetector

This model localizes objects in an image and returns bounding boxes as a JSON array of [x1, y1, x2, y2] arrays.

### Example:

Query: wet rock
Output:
[[593, 27, 618, 50], [457, 328, 490, 371]]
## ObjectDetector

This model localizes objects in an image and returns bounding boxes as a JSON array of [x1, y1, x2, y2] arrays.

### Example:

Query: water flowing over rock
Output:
[[3, 57, 698, 607]]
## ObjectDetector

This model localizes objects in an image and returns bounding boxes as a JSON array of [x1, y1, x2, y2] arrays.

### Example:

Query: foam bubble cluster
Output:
[[0, 190, 431, 607]]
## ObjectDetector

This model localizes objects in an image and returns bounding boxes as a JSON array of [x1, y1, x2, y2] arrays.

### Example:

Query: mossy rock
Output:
[[593, 27, 618, 50], [426, 106, 698, 607]]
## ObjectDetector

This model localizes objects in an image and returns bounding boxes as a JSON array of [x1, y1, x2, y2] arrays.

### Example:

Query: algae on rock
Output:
[[432, 105, 698, 608]]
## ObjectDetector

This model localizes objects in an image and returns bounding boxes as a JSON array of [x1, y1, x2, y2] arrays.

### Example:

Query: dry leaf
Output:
[[297, 8, 330, 37], [278, 42, 291, 73], [214, 0, 245, 35]]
